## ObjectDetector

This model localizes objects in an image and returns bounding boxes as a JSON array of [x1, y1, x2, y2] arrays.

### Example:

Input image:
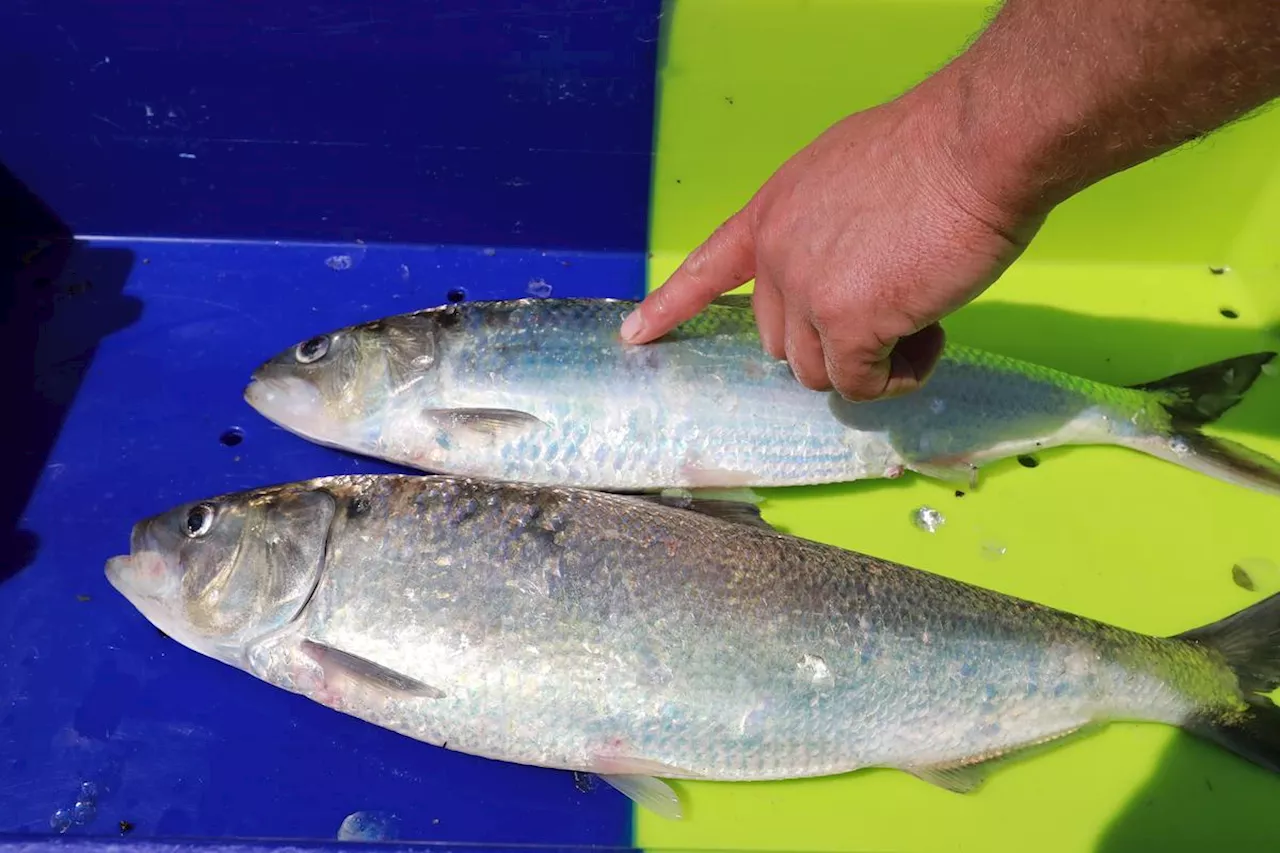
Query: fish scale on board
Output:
[[242, 296, 1280, 496], [105, 474, 1280, 819]]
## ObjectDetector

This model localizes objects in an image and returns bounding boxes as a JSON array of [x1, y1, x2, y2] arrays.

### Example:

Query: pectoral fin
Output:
[[591, 756, 692, 820], [422, 408, 547, 440], [301, 639, 444, 699], [631, 491, 777, 531], [598, 775, 683, 820]]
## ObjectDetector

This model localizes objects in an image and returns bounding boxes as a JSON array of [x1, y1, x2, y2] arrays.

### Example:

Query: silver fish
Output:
[[242, 296, 1280, 495], [106, 473, 1280, 818]]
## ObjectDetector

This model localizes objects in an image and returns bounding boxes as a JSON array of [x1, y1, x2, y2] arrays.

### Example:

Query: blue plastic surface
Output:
[[0, 0, 660, 251], [1, 0, 663, 844], [0, 236, 646, 842]]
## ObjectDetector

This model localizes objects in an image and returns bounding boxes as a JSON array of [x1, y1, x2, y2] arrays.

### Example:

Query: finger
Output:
[[821, 329, 895, 403], [751, 274, 785, 360], [883, 323, 946, 397], [784, 310, 831, 391], [823, 322, 946, 402], [620, 209, 756, 344]]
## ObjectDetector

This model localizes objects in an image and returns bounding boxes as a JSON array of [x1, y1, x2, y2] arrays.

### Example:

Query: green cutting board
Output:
[[638, 2, 1280, 851]]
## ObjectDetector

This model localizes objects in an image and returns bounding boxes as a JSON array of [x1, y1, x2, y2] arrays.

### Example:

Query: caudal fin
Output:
[[1175, 592, 1280, 773], [1125, 352, 1280, 497]]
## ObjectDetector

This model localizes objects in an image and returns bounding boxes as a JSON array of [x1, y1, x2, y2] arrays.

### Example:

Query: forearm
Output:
[[916, 0, 1280, 218]]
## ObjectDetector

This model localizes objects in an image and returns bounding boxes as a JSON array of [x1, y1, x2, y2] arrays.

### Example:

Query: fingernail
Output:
[[620, 310, 645, 342]]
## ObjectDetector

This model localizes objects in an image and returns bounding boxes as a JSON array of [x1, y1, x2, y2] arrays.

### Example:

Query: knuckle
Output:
[[682, 242, 714, 280], [809, 298, 845, 331], [789, 356, 828, 391]]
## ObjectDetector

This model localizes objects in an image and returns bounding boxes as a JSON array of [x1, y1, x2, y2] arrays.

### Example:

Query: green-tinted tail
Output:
[[1124, 351, 1280, 497], [1175, 591, 1280, 774]]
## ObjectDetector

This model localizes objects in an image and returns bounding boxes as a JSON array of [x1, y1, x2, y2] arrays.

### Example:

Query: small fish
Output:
[[107, 474, 1280, 818], [243, 297, 1280, 496]]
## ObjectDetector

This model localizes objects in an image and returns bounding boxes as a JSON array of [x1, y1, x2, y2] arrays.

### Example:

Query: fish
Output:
[[105, 473, 1280, 818], [242, 296, 1280, 496]]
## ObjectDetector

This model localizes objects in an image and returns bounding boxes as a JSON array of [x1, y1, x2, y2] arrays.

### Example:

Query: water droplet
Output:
[[1232, 557, 1280, 593], [325, 255, 353, 271], [398, 264, 410, 280], [72, 799, 96, 824], [1233, 564, 1255, 590], [79, 781, 99, 801], [911, 506, 945, 533], [482, 247, 496, 256], [50, 809, 73, 833], [526, 278, 553, 298], [982, 541, 1007, 561], [337, 811, 399, 842], [929, 397, 946, 414], [1169, 437, 1191, 456]]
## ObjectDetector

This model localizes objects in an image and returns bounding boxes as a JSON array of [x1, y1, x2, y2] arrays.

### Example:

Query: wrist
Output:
[[889, 65, 1056, 245]]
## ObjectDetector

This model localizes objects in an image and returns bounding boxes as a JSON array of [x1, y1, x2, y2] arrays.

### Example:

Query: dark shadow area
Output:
[[945, 300, 1280, 442], [0, 163, 141, 583], [1099, 734, 1280, 852]]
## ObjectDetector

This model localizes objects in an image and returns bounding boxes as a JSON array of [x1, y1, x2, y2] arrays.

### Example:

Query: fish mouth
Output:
[[105, 523, 176, 601], [244, 374, 325, 430]]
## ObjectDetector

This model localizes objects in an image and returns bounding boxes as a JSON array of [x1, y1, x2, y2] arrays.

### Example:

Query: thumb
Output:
[[621, 209, 756, 344]]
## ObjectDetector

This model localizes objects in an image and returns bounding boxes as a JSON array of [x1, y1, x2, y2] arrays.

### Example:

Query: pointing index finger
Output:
[[620, 210, 756, 344]]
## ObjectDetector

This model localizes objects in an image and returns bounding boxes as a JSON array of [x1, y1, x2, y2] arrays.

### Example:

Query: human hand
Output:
[[619, 89, 1043, 401]]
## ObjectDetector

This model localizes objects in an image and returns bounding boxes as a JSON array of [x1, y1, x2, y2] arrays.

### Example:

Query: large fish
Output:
[[243, 297, 1280, 495], [106, 473, 1280, 817]]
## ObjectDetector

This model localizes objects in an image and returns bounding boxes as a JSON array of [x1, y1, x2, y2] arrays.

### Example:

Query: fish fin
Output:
[[711, 293, 755, 311], [1122, 352, 1280, 497], [1175, 591, 1280, 697], [422, 408, 547, 438], [301, 639, 445, 699], [678, 487, 763, 505], [1184, 702, 1280, 775], [1174, 591, 1280, 774], [597, 775, 683, 820], [1155, 431, 1280, 499], [631, 492, 777, 531], [1129, 351, 1276, 428], [905, 724, 1098, 793], [905, 762, 991, 794], [591, 755, 691, 820], [907, 460, 980, 489]]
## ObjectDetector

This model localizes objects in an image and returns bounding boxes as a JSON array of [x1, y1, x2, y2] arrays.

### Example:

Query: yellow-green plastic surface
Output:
[[640, 1, 1280, 850]]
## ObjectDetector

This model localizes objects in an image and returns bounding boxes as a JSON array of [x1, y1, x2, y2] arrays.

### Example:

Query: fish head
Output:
[[244, 315, 441, 453], [105, 483, 337, 667]]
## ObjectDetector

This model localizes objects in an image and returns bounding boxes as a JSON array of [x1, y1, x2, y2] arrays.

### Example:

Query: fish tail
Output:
[[1124, 351, 1280, 497], [1175, 591, 1280, 773]]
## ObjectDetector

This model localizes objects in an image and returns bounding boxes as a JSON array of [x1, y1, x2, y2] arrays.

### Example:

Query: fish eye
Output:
[[182, 503, 217, 538], [294, 335, 330, 364]]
